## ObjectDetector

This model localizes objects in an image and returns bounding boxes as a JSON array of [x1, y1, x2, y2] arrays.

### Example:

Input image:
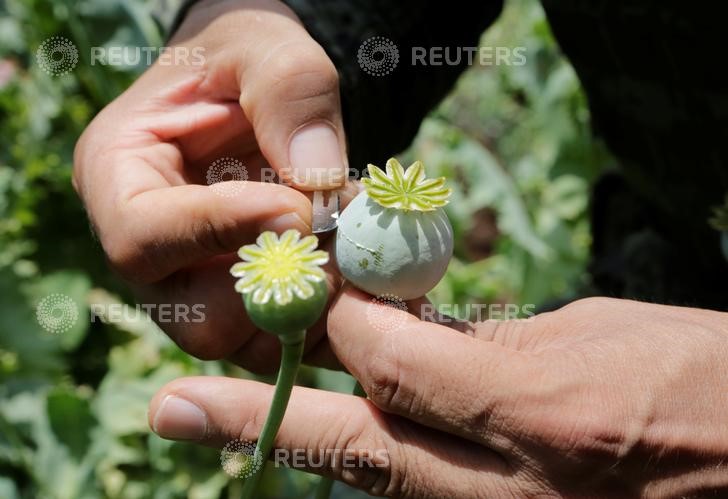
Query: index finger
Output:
[[74, 79, 313, 284], [327, 286, 543, 450], [149, 377, 513, 498]]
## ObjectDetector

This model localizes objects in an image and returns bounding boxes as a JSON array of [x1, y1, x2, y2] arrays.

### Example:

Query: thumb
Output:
[[235, 5, 348, 190]]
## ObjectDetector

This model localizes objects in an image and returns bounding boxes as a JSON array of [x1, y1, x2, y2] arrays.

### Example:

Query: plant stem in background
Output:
[[241, 330, 305, 499]]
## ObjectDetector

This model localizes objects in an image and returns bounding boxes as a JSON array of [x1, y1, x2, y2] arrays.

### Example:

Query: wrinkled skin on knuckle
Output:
[[190, 215, 238, 257], [100, 215, 175, 285], [102, 196, 209, 284], [380, 437, 472, 499], [364, 350, 405, 413], [465, 362, 509, 443], [263, 44, 338, 94], [517, 392, 634, 495], [551, 410, 627, 461], [326, 412, 398, 496], [100, 225, 151, 284], [240, 44, 339, 122], [74, 146, 157, 284], [387, 454, 434, 499]]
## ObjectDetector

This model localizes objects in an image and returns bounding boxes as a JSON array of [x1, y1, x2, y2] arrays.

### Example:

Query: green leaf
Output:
[[25, 271, 91, 351], [47, 387, 97, 461], [0, 270, 66, 379]]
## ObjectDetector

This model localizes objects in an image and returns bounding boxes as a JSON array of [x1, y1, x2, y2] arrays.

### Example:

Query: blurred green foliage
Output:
[[0, 0, 612, 497]]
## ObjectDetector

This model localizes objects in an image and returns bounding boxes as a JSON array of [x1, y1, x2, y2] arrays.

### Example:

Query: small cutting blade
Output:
[[312, 190, 340, 234]]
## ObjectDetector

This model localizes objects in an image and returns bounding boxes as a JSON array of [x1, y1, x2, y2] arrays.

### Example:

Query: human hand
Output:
[[73, 0, 353, 372], [148, 291, 728, 497]]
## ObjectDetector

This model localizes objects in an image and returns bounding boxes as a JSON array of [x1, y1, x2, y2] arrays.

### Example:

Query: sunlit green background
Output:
[[0, 0, 613, 497]]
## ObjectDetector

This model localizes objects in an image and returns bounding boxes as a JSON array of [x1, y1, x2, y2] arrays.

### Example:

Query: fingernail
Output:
[[261, 212, 311, 234], [289, 123, 347, 188], [152, 395, 207, 440]]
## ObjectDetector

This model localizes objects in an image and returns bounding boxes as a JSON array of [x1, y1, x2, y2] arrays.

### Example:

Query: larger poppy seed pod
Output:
[[335, 158, 454, 300]]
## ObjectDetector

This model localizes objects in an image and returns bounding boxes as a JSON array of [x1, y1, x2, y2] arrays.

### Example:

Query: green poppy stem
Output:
[[312, 380, 367, 499], [241, 330, 305, 499]]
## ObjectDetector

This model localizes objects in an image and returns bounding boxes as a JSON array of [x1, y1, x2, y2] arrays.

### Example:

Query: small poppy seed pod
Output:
[[230, 230, 329, 341], [243, 280, 327, 342]]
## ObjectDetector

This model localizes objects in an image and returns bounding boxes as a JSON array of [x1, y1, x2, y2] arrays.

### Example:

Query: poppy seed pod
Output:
[[336, 159, 454, 300], [230, 230, 329, 341]]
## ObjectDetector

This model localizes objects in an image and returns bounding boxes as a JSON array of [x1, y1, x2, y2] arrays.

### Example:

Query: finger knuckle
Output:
[[381, 431, 429, 499], [561, 296, 614, 315], [528, 391, 629, 463], [192, 216, 237, 256], [101, 229, 149, 283], [266, 44, 338, 89], [327, 416, 393, 495], [244, 46, 339, 116], [559, 415, 628, 464], [101, 218, 170, 285], [387, 459, 421, 499], [364, 350, 404, 412]]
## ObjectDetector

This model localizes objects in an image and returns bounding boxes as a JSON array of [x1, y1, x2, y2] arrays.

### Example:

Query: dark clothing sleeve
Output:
[[541, 0, 728, 310], [277, 0, 503, 171], [168, 0, 503, 171]]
